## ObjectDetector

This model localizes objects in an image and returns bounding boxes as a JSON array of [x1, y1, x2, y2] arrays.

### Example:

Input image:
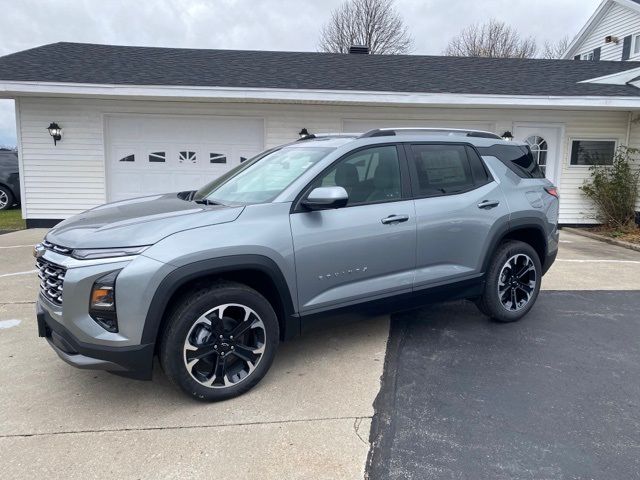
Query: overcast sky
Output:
[[0, 0, 601, 146]]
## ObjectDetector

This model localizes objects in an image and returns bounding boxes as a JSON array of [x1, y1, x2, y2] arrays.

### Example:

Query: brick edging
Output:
[[562, 227, 640, 253]]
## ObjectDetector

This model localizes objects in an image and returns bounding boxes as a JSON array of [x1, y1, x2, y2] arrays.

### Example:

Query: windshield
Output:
[[194, 146, 333, 205]]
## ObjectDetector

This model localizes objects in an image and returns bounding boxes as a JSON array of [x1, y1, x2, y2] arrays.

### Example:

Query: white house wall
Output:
[[573, 1, 640, 60], [625, 114, 640, 211], [16, 96, 633, 224]]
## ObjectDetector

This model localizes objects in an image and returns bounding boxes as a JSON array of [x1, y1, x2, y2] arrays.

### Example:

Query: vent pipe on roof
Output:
[[349, 45, 370, 54]]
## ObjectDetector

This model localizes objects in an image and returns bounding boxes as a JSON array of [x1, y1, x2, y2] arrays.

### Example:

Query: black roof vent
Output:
[[349, 45, 370, 54]]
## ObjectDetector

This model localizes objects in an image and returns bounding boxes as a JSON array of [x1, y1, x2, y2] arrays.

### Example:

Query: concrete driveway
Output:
[[0, 228, 638, 479], [0, 229, 386, 479]]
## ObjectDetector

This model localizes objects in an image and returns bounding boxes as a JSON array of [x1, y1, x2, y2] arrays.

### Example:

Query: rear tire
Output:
[[476, 240, 542, 323], [0, 186, 13, 211], [160, 281, 279, 402]]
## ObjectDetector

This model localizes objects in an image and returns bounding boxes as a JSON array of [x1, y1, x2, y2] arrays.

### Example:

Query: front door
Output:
[[513, 124, 563, 185], [289, 145, 416, 314]]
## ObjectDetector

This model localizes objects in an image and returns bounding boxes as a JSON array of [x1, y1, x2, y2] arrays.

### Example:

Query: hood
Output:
[[46, 193, 244, 248]]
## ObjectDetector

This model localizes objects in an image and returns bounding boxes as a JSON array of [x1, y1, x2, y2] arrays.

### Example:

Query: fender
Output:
[[481, 216, 549, 274], [141, 254, 298, 345]]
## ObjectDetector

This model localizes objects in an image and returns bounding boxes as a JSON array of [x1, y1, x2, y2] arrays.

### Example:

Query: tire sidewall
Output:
[[483, 241, 542, 323], [161, 285, 279, 402], [0, 186, 13, 211]]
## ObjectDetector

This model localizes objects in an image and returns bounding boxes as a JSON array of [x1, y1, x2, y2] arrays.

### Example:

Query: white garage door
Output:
[[343, 119, 496, 135], [106, 115, 264, 201]]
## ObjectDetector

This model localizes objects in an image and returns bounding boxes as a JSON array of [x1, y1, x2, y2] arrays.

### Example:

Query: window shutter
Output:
[[593, 47, 601, 61], [622, 35, 632, 60], [574, 54, 581, 60]]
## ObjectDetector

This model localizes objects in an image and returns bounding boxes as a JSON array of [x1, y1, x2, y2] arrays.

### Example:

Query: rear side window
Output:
[[478, 144, 545, 179], [409, 144, 474, 196], [466, 146, 491, 185]]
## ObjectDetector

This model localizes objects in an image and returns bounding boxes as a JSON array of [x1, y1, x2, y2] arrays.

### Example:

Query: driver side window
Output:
[[318, 146, 401, 206]]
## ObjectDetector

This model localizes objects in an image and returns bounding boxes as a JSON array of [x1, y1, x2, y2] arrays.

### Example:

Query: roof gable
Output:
[[564, 0, 640, 59], [0, 42, 640, 99]]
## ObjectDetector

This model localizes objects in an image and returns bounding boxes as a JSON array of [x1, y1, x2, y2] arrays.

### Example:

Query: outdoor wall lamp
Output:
[[299, 128, 311, 139], [501, 131, 514, 141], [47, 122, 62, 146]]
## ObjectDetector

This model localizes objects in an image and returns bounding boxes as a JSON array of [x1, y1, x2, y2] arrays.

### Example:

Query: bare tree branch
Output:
[[319, 0, 413, 54], [540, 36, 571, 59], [444, 19, 537, 59]]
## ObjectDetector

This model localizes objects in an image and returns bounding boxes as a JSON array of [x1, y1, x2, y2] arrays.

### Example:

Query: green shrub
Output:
[[580, 146, 640, 229]]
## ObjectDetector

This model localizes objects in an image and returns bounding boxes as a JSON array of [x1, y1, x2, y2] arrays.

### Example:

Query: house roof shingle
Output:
[[1, 42, 640, 98]]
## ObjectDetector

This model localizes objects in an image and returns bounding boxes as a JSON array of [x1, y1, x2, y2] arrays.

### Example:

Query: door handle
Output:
[[381, 214, 409, 225], [477, 200, 500, 209]]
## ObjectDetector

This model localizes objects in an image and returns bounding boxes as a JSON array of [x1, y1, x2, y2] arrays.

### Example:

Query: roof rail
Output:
[[296, 133, 361, 142], [358, 128, 502, 140]]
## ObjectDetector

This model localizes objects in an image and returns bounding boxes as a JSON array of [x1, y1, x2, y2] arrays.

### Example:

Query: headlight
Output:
[[89, 270, 120, 333], [72, 245, 149, 260]]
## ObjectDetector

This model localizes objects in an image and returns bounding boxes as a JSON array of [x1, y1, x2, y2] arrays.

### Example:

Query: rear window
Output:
[[478, 145, 545, 179]]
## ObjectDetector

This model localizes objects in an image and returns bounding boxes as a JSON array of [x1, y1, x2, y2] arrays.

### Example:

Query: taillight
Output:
[[545, 187, 559, 199]]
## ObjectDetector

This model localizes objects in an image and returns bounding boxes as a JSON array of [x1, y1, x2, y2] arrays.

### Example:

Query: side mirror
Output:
[[302, 186, 349, 210]]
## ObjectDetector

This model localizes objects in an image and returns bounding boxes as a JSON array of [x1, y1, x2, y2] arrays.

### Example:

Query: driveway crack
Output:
[[353, 417, 370, 446], [0, 415, 374, 439]]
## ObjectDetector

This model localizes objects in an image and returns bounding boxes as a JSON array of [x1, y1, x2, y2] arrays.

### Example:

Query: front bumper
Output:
[[37, 301, 154, 380]]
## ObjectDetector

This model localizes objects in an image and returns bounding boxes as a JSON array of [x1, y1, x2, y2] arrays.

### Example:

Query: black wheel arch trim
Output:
[[141, 254, 298, 345], [481, 216, 550, 274]]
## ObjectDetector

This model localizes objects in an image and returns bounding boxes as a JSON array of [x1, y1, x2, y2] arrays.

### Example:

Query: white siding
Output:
[[573, 2, 640, 60], [625, 114, 640, 211], [16, 96, 632, 224]]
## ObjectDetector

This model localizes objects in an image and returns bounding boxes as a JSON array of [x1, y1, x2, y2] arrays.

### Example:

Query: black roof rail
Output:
[[358, 128, 502, 140]]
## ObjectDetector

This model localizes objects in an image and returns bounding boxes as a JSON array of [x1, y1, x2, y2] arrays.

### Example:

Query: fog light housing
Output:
[[89, 270, 120, 333]]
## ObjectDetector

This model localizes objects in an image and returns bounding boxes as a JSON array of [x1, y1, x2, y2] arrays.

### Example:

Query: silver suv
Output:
[[35, 129, 559, 401]]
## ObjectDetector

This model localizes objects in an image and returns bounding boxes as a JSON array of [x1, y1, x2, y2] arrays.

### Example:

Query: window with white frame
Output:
[[580, 51, 594, 61], [633, 34, 640, 57], [569, 139, 617, 166]]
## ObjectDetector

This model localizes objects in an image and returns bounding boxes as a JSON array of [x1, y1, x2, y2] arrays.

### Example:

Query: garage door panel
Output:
[[107, 116, 264, 202]]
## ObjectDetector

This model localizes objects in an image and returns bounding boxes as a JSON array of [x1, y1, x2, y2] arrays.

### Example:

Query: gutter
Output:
[[2, 81, 640, 110]]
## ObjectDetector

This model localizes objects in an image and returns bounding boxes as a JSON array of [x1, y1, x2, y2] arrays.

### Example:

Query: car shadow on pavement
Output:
[[366, 291, 640, 480]]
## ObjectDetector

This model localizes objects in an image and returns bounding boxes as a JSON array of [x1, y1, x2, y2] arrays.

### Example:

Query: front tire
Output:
[[0, 186, 13, 211], [160, 281, 279, 402], [476, 240, 542, 323]]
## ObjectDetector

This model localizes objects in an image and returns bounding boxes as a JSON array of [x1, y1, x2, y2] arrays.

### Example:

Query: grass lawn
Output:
[[0, 208, 26, 231]]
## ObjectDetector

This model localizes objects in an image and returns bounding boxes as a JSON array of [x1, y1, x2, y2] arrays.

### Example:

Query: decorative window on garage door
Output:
[[119, 154, 135, 162], [209, 153, 227, 164], [149, 152, 166, 163], [179, 151, 197, 164]]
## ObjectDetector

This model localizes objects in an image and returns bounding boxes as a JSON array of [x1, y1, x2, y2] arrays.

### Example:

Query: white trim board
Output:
[[2, 81, 640, 109], [580, 66, 640, 84]]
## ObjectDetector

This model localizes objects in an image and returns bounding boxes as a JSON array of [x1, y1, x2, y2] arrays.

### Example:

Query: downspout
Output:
[[626, 111, 632, 146], [14, 98, 27, 221]]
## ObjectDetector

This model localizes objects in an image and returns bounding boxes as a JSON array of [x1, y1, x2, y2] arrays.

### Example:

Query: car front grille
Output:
[[36, 258, 66, 306]]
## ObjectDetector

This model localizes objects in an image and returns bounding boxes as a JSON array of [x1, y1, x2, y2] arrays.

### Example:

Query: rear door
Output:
[[406, 143, 510, 289], [289, 144, 416, 314]]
